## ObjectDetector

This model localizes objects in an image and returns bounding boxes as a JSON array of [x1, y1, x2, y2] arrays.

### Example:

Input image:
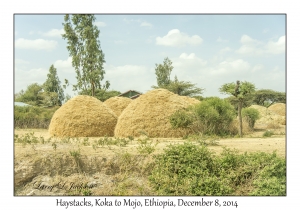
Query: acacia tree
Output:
[[252, 89, 286, 107], [219, 80, 256, 137], [43, 64, 64, 105], [152, 57, 203, 97], [62, 14, 107, 96]]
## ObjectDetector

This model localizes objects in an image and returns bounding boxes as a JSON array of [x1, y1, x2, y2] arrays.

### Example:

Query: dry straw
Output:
[[114, 89, 196, 138], [103, 96, 132, 117], [249, 104, 285, 126], [49, 95, 117, 137], [268, 103, 286, 116], [181, 96, 201, 105]]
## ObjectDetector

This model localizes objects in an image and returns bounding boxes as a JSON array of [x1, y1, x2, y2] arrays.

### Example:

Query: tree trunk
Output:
[[238, 100, 243, 137], [91, 82, 95, 97]]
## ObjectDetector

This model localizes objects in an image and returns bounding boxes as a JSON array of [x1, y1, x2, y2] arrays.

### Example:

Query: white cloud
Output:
[[210, 59, 251, 76], [104, 64, 155, 93], [140, 21, 152, 28], [15, 38, 57, 51], [219, 47, 232, 54], [15, 59, 30, 65], [156, 29, 203, 47], [236, 34, 285, 55], [15, 67, 48, 92], [265, 36, 285, 54], [251, 64, 264, 73], [216, 36, 229, 42], [54, 57, 74, 73], [95, 21, 106, 27], [43, 29, 64, 38]]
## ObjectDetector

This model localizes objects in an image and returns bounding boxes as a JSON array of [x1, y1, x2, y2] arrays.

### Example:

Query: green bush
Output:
[[14, 105, 59, 128], [149, 143, 233, 195], [170, 97, 236, 136], [242, 108, 260, 129], [263, 130, 274, 137], [149, 143, 286, 196]]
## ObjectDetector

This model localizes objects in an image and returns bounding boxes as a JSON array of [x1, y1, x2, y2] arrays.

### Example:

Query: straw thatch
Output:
[[249, 105, 285, 125], [103, 96, 132, 117], [114, 89, 195, 138], [49, 95, 117, 137], [268, 103, 286, 116]]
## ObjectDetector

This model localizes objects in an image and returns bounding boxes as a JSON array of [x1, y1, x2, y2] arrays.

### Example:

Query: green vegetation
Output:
[[252, 89, 286, 107], [62, 14, 108, 97], [220, 80, 256, 137], [263, 130, 274, 137], [170, 97, 236, 136], [242, 107, 260, 129], [14, 105, 59, 129], [42, 64, 65, 106], [152, 57, 204, 97], [149, 143, 286, 196]]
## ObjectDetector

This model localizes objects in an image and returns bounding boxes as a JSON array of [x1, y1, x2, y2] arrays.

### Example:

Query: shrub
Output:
[[170, 97, 236, 136], [14, 105, 59, 128], [263, 130, 274, 137], [149, 143, 286, 196], [242, 108, 260, 129], [149, 143, 233, 195]]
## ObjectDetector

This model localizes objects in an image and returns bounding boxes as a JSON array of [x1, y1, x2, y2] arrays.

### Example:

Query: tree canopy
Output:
[[62, 14, 107, 96], [43, 64, 64, 105], [152, 57, 204, 97], [219, 80, 256, 137], [252, 89, 286, 107]]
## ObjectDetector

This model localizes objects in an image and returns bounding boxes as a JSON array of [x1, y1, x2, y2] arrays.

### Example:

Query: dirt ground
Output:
[[14, 124, 286, 196]]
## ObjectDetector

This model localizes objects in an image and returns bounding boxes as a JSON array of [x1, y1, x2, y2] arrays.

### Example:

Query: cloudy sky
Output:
[[14, 14, 286, 99]]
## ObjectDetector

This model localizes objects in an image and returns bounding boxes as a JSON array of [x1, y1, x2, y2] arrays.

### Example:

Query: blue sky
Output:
[[15, 14, 286, 99]]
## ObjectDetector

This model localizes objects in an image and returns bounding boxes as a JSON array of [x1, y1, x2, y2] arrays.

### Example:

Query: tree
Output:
[[154, 57, 173, 87], [252, 89, 286, 107], [15, 83, 43, 106], [219, 80, 256, 137], [152, 57, 204, 97], [43, 64, 65, 105], [62, 14, 107, 96], [166, 76, 204, 97]]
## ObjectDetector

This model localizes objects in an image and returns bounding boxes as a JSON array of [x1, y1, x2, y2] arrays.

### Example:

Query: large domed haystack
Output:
[[268, 103, 286, 116], [249, 104, 285, 125], [103, 96, 132, 117], [49, 95, 117, 137], [114, 89, 194, 138]]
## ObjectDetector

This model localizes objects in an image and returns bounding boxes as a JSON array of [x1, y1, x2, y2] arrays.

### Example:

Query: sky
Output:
[[15, 14, 286, 99]]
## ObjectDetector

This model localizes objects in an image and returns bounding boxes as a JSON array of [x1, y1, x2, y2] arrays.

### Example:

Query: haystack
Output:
[[249, 105, 285, 125], [181, 96, 201, 105], [49, 95, 117, 137], [103, 96, 132, 117], [114, 89, 195, 138], [268, 103, 286, 116]]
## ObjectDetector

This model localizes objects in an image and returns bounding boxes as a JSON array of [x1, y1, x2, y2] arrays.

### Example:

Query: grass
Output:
[[14, 129, 286, 196]]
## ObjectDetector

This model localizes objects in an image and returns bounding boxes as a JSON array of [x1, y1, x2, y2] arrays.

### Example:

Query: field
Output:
[[14, 124, 286, 196]]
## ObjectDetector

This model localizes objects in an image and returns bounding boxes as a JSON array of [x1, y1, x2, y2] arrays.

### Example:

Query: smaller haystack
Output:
[[268, 103, 286, 116], [250, 105, 285, 125], [103, 96, 132, 117], [114, 89, 195, 138], [49, 95, 117, 137]]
